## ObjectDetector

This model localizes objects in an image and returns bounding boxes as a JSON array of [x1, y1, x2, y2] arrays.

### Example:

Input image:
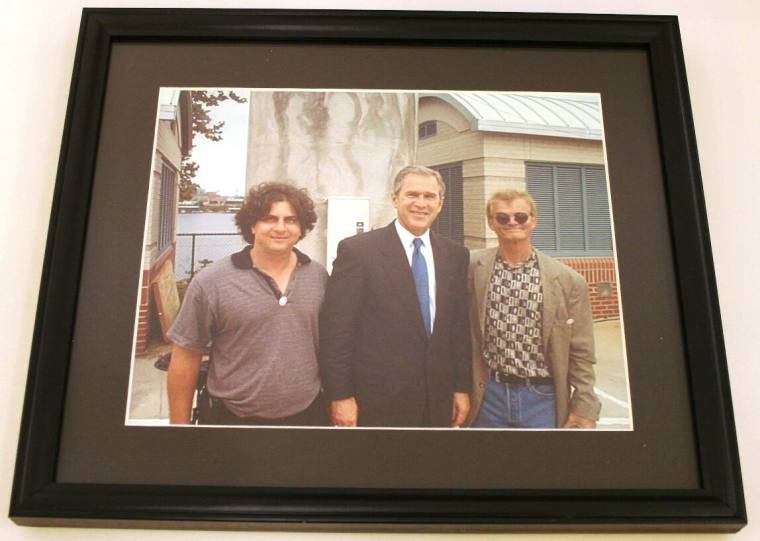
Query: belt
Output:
[[489, 369, 552, 386]]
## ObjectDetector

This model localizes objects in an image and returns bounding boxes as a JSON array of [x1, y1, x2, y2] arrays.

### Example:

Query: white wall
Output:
[[2, 1, 757, 540]]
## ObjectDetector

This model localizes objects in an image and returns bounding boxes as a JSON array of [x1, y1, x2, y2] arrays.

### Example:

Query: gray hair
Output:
[[391, 165, 446, 198]]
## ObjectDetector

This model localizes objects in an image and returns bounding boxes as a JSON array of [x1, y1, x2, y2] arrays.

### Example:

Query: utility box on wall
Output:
[[326, 197, 370, 274]]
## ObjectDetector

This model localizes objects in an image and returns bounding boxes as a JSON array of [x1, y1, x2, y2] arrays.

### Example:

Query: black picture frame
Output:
[[10, 8, 745, 532]]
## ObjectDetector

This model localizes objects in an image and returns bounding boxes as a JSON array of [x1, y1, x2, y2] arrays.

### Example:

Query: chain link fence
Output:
[[175, 232, 245, 281]]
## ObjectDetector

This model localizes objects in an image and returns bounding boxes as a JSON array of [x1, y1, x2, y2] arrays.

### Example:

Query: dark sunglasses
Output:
[[494, 212, 530, 225]]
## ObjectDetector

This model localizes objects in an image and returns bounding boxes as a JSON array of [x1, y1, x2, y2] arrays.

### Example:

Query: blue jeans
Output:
[[473, 378, 557, 429]]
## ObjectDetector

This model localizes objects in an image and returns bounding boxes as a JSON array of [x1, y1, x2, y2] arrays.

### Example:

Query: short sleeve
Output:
[[166, 276, 214, 354]]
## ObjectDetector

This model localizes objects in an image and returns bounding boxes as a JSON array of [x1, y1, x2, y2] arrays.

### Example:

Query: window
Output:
[[157, 163, 176, 254], [418, 120, 437, 140], [431, 162, 464, 244], [526, 162, 613, 257]]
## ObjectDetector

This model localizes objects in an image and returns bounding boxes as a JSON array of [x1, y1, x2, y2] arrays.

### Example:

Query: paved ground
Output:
[[127, 340, 171, 424], [592, 320, 632, 429], [127, 319, 631, 429]]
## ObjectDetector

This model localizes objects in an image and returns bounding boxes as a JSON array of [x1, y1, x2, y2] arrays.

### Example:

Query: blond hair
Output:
[[486, 190, 537, 218]]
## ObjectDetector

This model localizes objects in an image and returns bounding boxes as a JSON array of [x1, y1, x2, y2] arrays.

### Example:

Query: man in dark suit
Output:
[[319, 166, 471, 428]]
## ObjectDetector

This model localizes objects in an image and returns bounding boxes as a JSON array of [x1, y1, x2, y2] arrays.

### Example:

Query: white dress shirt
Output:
[[394, 220, 437, 331]]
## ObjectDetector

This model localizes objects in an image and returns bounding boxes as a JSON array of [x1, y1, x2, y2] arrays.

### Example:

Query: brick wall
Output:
[[557, 257, 620, 321], [135, 246, 174, 354], [136, 270, 151, 354]]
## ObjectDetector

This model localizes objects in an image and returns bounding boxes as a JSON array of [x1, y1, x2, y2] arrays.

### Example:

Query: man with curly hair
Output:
[[167, 182, 328, 426]]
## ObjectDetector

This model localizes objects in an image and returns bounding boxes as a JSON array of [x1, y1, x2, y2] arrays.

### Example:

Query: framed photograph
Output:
[[126, 87, 632, 432], [10, 9, 745, 531]]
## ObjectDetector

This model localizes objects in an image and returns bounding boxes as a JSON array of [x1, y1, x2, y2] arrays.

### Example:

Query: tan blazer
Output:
[[466, 248, 601, 427]]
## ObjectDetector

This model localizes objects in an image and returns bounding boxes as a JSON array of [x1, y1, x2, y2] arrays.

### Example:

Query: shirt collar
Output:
[[394, 219, 432, 249], [497, 250, 538, 271], [231, 244, 311, 270]]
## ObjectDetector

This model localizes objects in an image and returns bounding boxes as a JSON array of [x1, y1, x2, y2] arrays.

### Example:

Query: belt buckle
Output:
[[491, 369, 524, 385]]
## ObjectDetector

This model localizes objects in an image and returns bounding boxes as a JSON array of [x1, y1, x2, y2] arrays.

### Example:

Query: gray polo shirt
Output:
[[168, 246, 328, 419]]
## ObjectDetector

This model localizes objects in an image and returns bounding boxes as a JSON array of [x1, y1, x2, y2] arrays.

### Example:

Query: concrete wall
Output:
[[245, 91, 416, 263]]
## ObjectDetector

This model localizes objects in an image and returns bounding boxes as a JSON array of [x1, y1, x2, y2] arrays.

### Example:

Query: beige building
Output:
[[137, 89, 192, 352], [418, 93, 618, 320]]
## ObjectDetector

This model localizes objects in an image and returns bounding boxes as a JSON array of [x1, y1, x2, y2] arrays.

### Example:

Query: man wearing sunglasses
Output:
[[467, 190, 600, 429]]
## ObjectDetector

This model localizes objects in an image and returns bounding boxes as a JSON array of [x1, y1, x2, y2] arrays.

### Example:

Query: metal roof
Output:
[[422, 92, 603, 141]]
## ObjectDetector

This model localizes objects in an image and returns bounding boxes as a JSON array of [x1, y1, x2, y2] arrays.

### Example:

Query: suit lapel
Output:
[[378, 223, 428, 340], [536, 250, 560, 353], [474, 248, 498, 337]]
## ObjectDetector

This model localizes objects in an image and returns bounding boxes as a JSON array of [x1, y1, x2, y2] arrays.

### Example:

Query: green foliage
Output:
[[179, 160, 199, 201], [189, 90, 247, 142], [179, 90, 248, 201], [176, 257, 215, 302], [197, 258, 213, 270]]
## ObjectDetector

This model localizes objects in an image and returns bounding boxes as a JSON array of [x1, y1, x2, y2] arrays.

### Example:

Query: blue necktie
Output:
[[412, 238, 431, 336]]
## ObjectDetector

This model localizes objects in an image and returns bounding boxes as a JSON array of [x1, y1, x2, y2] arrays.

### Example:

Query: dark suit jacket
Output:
[[319, 222, 471, 427]]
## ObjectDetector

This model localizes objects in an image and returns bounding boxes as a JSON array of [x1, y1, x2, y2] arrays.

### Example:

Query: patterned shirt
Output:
[[483, 252, 551, 378]]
